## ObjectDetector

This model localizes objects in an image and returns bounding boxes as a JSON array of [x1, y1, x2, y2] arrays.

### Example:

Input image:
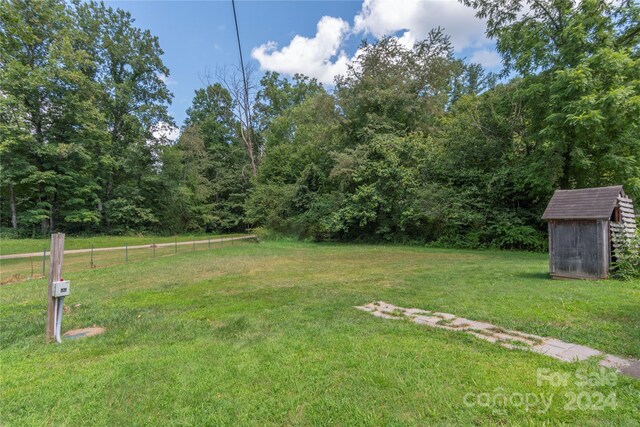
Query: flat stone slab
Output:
[[356, 301, 640, 379], [601, 354, 632, 370], [412, 315, 442, 325], [557, 345, 603, 362], [542, 339, 574, 350], [63, 327, 106, 339], [620, 363, 640, 378], [465, 320, 496, 330], [468, 331, 500, 343], [531, 343, 571, 359]]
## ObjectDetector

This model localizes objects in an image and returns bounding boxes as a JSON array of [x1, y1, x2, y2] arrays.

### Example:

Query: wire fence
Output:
[[0, 235, 257, 285]]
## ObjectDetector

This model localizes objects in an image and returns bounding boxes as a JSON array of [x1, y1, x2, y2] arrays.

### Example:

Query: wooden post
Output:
[[42, 247, 46, 276], [46, 233, 65, 342]]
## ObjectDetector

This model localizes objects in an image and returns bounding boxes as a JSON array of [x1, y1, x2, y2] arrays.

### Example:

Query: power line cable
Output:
[[231, 0, 253, 133]]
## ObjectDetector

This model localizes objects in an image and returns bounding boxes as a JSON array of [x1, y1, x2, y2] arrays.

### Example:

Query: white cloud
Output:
[[354, 0, 488, 51], [158, 73, 177, 86], [251, 16, 351, 85], [251, 0, 495, 84], [152, 121, 180, 143], [470, 49, 502, 69], [396, 30, 417, 49]]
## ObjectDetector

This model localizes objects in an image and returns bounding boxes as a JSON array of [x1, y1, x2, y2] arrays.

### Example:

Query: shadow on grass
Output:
[[513, 271, 551, 280]]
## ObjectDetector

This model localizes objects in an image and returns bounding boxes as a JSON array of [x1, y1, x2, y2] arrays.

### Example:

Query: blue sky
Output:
[[108, 1, 499, 130]]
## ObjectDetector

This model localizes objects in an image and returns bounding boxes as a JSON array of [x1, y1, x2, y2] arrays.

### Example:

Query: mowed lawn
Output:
[[1, 240, 639, 425], [0, 234, 252, 283]]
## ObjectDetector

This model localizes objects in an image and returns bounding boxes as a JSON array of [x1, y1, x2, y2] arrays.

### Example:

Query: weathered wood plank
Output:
[[46, 233, 65, 342], [611, 222, 635, 229], [549, 220, 604, 279]]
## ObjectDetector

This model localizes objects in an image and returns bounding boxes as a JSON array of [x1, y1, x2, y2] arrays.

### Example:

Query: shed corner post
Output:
[[547, 221, 554, 277], [600, 219, 611, 279]]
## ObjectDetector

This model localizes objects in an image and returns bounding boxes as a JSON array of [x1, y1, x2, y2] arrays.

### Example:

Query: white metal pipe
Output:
[[52, 297, 58, 341], [55, 296, 65, 343]]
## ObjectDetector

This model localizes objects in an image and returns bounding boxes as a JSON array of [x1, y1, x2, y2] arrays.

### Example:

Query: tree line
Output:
[[1, 0, 639, 251]]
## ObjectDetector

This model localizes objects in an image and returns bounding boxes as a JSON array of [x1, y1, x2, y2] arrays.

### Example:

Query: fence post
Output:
[[90, 244, 94, 268], [46, 233, 65, 342], [42, 247, 46, 276], [125, 242, 128, 262], [153, 240, 156, 258], [208, 237, 211, 250], [174, 236, 177, 254]]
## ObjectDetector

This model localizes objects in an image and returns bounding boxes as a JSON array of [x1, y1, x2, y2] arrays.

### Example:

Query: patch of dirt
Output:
[[1, 274, 24, 285], [63, 326, 106, 339]]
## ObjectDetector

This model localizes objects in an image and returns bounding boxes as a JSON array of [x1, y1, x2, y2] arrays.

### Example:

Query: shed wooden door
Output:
[[548, 220, 608, 279]]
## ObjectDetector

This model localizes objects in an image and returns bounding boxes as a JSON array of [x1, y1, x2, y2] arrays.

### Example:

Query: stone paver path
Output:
[[356, 301, 640, 379]]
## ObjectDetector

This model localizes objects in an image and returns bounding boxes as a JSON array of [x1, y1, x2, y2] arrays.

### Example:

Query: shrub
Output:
[[611, 229, 640, 280]]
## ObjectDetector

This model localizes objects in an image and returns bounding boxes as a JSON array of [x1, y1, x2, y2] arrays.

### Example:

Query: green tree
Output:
[[463, 0, 640, 198], [254, 72, 325, 132], [159, 127, 213, 232], [246, 92, 345, 238], [1, 0, 174, 234], [336, 33, 458, 142], [0, 88, 31, 230], [327, 134, 435, 241], [429, 83, 546, 249], [169, 84, 249, 232], [0, 0, 107, 234], [74, 0, 173, 231]]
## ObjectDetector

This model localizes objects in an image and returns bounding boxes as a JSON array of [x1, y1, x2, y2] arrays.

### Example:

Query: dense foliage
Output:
[[2, 0, 639, 250], [611, 230, 640, 280], [1, 0, 173, 235]]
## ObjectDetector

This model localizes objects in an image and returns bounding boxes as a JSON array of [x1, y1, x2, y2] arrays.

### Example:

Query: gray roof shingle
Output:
[[542, 185, 624, 220]]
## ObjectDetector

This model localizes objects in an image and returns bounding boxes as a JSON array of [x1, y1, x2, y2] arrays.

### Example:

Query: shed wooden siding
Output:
[[548, 219, 610, 279]]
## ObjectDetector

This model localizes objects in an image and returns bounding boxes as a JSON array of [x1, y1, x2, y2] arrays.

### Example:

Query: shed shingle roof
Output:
[[542, 185, 624, 220]]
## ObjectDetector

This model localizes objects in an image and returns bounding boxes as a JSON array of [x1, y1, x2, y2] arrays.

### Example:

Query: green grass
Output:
[[1, 240, 639, 425], [0, 233, 247, 256], [0, 235, 252, 283]]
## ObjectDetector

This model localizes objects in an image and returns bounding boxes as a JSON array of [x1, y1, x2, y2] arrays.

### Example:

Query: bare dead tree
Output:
[[215, 64, 259, 178]]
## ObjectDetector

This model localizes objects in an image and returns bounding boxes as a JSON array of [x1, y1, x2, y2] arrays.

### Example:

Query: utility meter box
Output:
[[53, 280, 70, 297]]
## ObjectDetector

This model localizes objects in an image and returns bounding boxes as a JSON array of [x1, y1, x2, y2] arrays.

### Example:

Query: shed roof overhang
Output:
[[542, 185, 624, 220]]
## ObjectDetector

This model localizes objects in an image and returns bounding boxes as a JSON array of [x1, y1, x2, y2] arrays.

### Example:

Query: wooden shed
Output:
[[542, 185, 637, 279]]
